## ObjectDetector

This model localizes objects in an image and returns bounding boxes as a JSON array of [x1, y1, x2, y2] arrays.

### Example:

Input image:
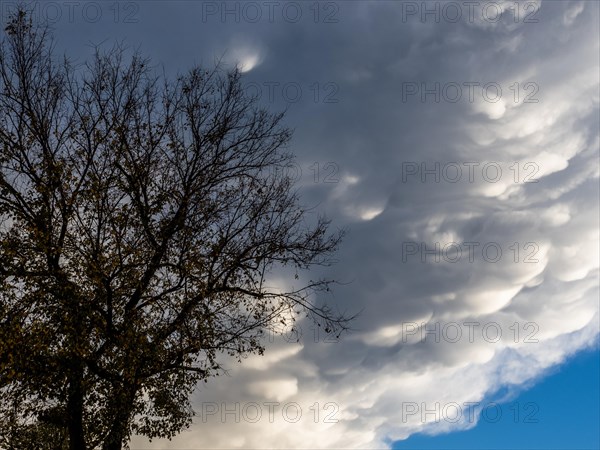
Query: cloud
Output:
[[118, 1, 600, 447]]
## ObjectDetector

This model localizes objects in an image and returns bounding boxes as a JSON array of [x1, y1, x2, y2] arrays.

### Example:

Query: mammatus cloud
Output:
[[127, 1, 598, 448]]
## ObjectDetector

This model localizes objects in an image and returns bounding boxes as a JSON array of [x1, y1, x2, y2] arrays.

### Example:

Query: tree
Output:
[[0, 9, 349, 450]]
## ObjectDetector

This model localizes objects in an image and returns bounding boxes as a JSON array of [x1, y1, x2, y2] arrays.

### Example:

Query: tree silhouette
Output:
[[0, 9, 349, 450]]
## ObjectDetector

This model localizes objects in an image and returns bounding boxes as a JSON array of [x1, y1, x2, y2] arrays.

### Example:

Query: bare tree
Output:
[[0, 9, 349, 450]]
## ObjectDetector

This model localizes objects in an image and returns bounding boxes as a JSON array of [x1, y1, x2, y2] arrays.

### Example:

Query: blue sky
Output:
[[394, 344, 600, 450], [3, 1, 597, 448]]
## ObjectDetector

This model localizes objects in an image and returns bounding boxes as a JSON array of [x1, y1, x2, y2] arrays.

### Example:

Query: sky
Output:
[[392, 345, 600, 450], [2, 0, 598, 448]]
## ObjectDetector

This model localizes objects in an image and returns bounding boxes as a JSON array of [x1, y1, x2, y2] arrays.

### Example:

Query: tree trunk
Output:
[[102, 387, 137, 450], [67, 361, 86, 450], [103, 437, 123, 450]]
